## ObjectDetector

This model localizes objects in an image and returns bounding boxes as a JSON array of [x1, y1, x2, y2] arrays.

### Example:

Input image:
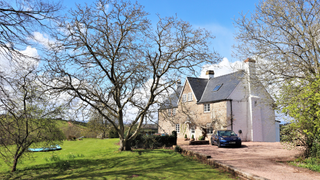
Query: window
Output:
[[176, 124, 180, 133], [190, 127, 195, 133], [206, 127, 213, 134], [187, 92, 193, 101], [182, 94, 187, 102], [213, 84, 223, 91], [204, 103, 210, 112], [168, 108, 176, 116]]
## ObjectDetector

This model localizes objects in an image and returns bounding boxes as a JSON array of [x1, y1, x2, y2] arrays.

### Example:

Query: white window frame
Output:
[[187, 92, 193, 101], [176, 123, 180, 133], [204, 103, 210, 112], [182, 94, 187, 102]]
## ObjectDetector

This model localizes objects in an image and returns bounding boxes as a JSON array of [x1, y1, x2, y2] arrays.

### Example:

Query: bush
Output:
[[108, 128, 119, 138], [131, 133, 177, 149], [172, 131, 177, 138], [198, 136, 205, 140], [184, 134, 187, 138], [174, 145, 182, 153], [67, 135, 77, 141]]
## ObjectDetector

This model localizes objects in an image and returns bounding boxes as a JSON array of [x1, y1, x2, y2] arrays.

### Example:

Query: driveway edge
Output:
[[180, 147, 269, 180]]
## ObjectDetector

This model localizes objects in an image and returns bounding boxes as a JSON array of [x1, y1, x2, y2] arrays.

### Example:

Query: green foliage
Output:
[[131, 134, 177, 149], [198, 136, 205, 140], [291, 157, 320, 172], [108, 127, 119, 138], [278, 78, 320, 157], [191, 135, 194, 139], [184, 134, 187, 138], [174, 145, 182, 153], [172, 131, 177, 138]]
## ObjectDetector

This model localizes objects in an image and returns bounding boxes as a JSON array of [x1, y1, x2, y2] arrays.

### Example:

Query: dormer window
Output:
[[213, 84, 223, 91]]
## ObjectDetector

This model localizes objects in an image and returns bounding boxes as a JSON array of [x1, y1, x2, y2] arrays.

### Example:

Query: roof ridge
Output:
[[187, 77, 208, 80], [187, 70, 244, 80]]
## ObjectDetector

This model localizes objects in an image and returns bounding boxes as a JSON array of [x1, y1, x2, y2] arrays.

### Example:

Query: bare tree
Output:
[[0, 70, 65, 172], [45, 0, 219, 151], [234, 0, 320, 156], [0, 0, 62, 60], [234, 0, 320, 87], [87, 107, 112, 139]]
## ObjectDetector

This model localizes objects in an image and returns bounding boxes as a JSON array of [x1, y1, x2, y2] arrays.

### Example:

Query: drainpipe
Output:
[[244, 58, 255, 141], [230, 100, 233, 131]]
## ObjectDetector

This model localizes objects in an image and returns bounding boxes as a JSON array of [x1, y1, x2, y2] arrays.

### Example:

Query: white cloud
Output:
[[200, 57, 244, 78], [0, 46, 39, 76], [33, 32, 56, 49]]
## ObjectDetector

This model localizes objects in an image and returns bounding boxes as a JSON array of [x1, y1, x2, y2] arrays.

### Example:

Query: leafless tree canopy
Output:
[[0, 0, 61, 59], [234, 0, 320, 85], [45, 0, 219, 150]]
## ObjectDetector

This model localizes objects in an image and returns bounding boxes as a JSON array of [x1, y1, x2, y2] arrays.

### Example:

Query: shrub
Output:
[[67, 135, 77, 141], [199, 136, 205, 140], [108, 128, 119, 138], [172, 131, 177, 138], [174, 145, 182, 153], [131, 134, 177, 149], [191, 134, 194, 139], [184, 134, 187, 138]]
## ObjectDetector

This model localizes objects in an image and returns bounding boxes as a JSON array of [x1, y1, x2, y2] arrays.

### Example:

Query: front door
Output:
[[190, 126, 195, 139]]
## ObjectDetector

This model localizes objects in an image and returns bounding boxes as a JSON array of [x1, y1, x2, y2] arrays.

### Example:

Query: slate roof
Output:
[[159, 70, 245, 109], [159, 86, 183, 110], [198, 70, 245, 103], [186, 77, 208, 101]]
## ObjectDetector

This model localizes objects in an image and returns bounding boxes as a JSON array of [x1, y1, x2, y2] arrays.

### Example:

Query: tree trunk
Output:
[[11, 157, 18, 172], [119, 138, 131, 151]]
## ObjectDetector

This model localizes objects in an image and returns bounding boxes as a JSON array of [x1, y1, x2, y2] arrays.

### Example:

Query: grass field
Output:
[[0, 138, 234, 180]]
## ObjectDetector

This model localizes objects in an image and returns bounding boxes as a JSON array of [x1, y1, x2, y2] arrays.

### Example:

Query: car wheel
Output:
[[211, 140, 214, 145], [218, 141, 221, 148]]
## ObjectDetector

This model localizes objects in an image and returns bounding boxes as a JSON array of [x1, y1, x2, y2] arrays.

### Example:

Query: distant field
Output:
[[0, 138, 234, 179]]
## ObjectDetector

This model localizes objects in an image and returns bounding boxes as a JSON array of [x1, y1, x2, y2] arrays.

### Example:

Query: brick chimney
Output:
[[206, 70, 215, 79], [244, 58, 256, 76]]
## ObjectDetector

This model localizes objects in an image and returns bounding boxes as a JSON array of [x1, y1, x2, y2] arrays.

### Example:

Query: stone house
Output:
[[158, 58, 280, 142]]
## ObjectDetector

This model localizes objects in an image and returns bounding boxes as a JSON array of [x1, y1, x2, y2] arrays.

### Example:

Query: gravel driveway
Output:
[[178, 140, 320, 180]]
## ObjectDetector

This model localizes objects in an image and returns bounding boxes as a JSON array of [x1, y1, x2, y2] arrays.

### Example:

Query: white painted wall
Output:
[[228, 81, 250, 141], [275, 121, 280, 142], [227, 61, 278, 142]]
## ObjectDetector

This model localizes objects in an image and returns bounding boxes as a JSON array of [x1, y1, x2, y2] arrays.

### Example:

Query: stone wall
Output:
[[158, 79, 229, 139]]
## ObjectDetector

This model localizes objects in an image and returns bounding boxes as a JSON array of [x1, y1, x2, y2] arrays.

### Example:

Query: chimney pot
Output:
[[244, 58, 256, 63], [206, 70, 215, 79], [244, 58, 256, 75]]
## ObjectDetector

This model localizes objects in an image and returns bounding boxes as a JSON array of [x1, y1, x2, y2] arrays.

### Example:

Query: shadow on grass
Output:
[[1, 149, 231, 180]]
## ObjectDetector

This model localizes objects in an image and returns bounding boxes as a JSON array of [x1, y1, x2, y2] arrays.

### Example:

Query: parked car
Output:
[[211, 130, 241, 147]]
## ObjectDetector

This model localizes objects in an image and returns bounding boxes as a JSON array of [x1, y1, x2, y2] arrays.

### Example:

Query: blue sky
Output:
[[62, 0, 260, 62]]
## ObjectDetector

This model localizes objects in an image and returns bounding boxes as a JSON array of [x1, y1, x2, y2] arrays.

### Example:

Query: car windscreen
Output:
[[219, 131, 237, 136]]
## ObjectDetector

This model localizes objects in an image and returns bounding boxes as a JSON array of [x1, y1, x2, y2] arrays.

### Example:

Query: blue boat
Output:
[[28, 145, 62, 152]]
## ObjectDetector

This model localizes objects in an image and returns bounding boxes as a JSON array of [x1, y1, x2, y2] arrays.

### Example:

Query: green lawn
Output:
[[291, 157, 320, 172], [0, 138, 234, 180]]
